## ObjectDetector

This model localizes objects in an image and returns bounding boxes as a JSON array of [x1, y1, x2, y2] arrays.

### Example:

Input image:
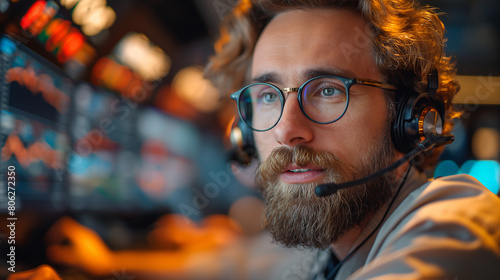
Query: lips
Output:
[[280, 164, 326, 184]]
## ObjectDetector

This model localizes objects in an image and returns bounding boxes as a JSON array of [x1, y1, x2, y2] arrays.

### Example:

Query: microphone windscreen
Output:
[[315, 183, 338, 197]]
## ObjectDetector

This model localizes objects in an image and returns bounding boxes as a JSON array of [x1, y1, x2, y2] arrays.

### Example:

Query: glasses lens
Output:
[[301, 77, 348, 123], [238, 84, 283, 131]]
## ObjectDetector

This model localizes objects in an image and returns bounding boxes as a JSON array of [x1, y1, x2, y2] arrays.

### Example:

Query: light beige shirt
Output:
[[313, 168, 500, 280]]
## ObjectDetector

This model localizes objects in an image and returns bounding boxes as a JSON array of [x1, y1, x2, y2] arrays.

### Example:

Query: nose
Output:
[[272, 92, 313, 147]]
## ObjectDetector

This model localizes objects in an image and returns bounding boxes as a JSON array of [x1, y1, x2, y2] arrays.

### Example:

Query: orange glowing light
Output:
[[58, 31, 85, 61], [44, 18, 70, 51], [113, 67, 134, 92], [5, 66, 70, 113], [172, 66, 220, 113], [70, 41, 96, 65], [20, 0, 91, 63], [153, 86, 199, 120], [226, 115, 236, 138], [108, 65, 132, 92], [122, 75, 146, 99], [91, 57, 150, 101], [41, 18, 86, 62], [20, 0, 47, 31], [1, 133, 63, 168]]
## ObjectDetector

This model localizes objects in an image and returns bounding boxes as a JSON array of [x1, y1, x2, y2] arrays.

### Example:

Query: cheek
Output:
[[254, 131, 275, 162], [331, 97, 389, 162]]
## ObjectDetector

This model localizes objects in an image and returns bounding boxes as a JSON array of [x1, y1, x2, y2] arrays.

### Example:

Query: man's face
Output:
[[252, 8, 396, 249]]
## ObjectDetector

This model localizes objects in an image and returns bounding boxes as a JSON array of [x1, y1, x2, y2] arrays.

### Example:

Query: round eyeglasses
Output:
[[231, 75, 397, 132]]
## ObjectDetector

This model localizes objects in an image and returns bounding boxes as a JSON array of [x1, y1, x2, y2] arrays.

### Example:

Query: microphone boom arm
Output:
[[315, 134, 454, 197]]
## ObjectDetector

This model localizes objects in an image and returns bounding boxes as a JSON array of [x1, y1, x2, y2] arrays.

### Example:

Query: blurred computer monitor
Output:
[[0, 35, 72, 212]]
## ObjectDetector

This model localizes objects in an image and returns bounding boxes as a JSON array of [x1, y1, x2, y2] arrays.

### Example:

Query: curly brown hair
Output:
[[205, 0, 460, 170]]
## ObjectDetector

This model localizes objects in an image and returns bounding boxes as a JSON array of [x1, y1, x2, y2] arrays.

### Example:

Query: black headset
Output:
[[229, 70, 446, 165], [391, 69, 445, 154], [228, 116, 257, 165]]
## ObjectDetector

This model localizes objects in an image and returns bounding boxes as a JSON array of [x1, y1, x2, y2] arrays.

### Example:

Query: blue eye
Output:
[[261, 92, 278, 104], [320, 87, 342, 97]]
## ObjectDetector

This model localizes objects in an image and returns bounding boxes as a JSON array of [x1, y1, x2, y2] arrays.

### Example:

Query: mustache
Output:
[[256, 145, 356, 186]]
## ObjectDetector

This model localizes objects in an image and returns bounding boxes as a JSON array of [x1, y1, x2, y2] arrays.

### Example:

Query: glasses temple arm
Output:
[[356, 79, 397, 91]]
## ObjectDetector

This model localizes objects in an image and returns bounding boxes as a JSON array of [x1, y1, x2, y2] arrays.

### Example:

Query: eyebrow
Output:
[[303, 67, 357, 80], [251, 67, 358, 85], [251, 72, 283, 84]]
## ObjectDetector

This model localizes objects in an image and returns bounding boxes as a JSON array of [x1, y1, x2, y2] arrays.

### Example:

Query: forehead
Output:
[[251, 8, 380, 83]]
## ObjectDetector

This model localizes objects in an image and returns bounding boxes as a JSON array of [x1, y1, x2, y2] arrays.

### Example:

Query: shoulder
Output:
[[352, 174, 500, 279], [421, 173, 498, 202], [388, 173, 500, 247], [381, 174, 500, 239], [407, 174, 500, 224]]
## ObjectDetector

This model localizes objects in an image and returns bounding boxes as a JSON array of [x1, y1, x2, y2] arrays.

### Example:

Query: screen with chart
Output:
[[0, 35, 72, 211], [133, 107, 199, 210], [67, 97, 199, 212], [0, 35, 202, 214], [67, 82, 140, 212]]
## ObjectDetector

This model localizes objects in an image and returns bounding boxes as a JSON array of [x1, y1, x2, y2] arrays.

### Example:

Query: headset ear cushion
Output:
[[392, 93, 416, 154], [392, 93, 445, 154], [229, 120, 256, 165]]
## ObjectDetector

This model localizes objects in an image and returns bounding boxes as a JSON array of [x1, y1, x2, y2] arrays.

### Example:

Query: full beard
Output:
[[255, 134, 395, 250]]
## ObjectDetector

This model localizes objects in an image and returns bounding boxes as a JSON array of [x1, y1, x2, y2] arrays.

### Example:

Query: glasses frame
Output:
[[231, 75, 397, 132]]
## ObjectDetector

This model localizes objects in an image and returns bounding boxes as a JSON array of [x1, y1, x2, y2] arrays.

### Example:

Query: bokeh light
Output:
[[115, 33, 171, 82], [172, 66, 220, 113], [436, 159, 500, 195], [472, 127, 500, 160], [434, 160, 460, 178]]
